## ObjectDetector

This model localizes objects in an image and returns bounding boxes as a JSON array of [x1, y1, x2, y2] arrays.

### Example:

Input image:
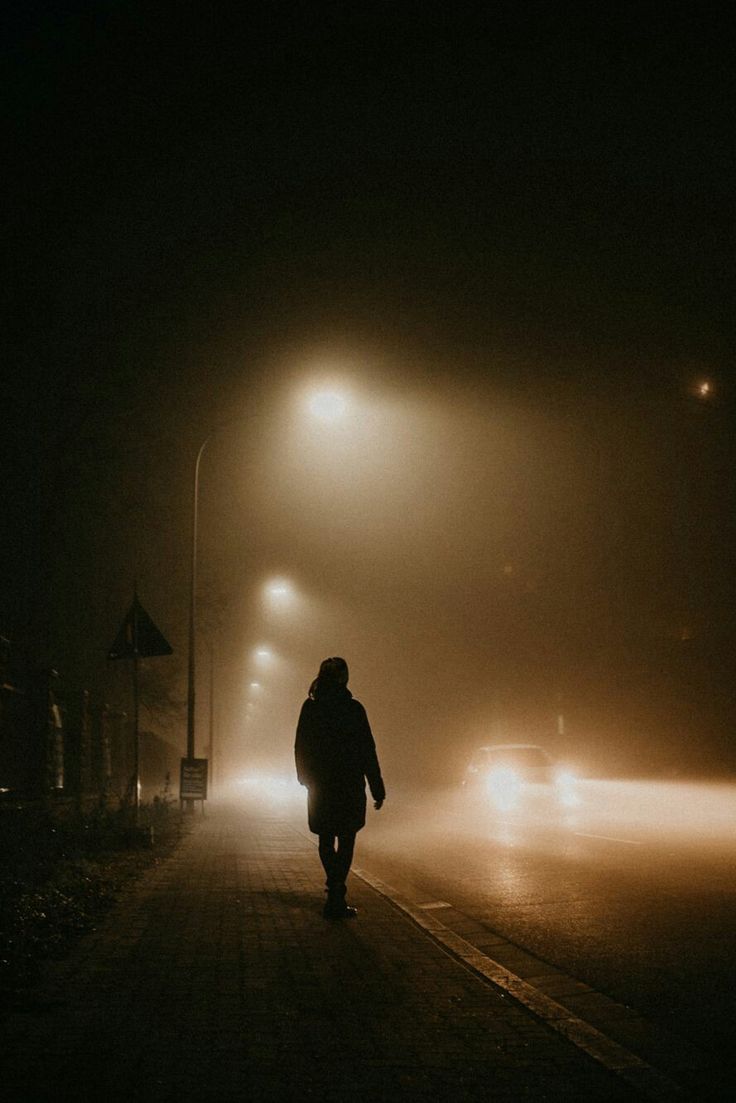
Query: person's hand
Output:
[[374, 798, 384, 810]]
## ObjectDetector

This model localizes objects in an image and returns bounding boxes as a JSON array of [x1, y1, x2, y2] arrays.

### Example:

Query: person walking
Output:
[[295, 657, 385, 919]]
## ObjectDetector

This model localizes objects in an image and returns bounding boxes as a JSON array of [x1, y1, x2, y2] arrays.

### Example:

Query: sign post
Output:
[[180, 757, 208, 813], [107, 590, 173, 824]]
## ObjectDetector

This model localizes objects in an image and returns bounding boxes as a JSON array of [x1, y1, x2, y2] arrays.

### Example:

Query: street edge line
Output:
[[353, 865, 684, 1102]]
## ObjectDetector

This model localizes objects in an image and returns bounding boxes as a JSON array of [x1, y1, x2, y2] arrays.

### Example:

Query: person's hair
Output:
[[309, 656, 349, 699]]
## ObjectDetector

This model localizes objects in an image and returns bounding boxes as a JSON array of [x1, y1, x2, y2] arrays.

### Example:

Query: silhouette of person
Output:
[[295, 657, 385, 918]]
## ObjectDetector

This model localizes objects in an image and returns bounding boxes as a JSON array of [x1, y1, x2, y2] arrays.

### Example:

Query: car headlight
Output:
[[486, 766, 522, 806], [554, 769, 579, 806]]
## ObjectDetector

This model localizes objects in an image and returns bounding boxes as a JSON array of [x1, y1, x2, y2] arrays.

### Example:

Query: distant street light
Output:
[[265, 578, 294, 601], [690, 378, 715, 401]]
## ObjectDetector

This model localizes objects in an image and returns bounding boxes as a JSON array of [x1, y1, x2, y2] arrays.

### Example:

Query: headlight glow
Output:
[[486, 766, 522, 809], [554, 769, 580, 806]]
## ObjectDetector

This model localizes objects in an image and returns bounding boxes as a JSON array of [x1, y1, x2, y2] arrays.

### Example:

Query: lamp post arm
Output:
[[184, 410, 256, 773]]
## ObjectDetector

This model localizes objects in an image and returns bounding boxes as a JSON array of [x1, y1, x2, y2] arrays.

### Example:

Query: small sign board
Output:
[[180, 757, 208, 801]]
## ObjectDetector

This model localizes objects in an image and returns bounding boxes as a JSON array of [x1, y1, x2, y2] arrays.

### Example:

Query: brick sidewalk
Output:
[[2, 805, 637, 1101]]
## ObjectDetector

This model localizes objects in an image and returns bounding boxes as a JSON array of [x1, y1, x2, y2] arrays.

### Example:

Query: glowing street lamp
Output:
[[690, 378, 715, 401], [264, 578, 295, 603], [308, 388, 349, 422]]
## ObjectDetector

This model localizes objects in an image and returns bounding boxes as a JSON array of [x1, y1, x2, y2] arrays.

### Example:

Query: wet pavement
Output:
[[2, 804, 684, 1101], [358, 779, 736, 1079]]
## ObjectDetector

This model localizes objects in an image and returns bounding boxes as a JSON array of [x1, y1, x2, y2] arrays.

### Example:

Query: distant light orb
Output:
[[255, 647, 272, 660], [308, 389, 348, 422], [694, 379, 714, 400], [249, 681, 260, 689], [265, 579, 293, 599]]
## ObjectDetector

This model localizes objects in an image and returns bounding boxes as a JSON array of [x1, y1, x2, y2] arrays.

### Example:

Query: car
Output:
[[462, 742, 578, 810]]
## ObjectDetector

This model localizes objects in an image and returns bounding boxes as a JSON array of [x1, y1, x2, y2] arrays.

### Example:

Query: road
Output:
[[334, 778, 736, 1093]]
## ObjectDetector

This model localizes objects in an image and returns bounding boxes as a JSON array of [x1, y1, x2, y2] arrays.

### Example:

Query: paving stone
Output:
[[1, 806, 639, 1101]]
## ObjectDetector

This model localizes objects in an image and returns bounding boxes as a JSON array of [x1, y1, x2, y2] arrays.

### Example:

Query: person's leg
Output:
[[334, 832, 356, 888], [318, 834, 337, 888], [323, 832, 357, 918]]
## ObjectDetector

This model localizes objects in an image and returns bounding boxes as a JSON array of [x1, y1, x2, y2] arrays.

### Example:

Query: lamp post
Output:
[[185, 385, 348, 808], [208, 638, 216, 800], [185, 434, 212, 809]]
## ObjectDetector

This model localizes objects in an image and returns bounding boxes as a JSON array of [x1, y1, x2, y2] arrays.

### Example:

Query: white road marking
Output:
[[354, 865, 683, 1101], [574, 832, 644, 845], [417, 900, 451, 910]]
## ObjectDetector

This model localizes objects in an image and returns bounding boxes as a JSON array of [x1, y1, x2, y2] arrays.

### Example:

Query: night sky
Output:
[[3, 3, 734, 782]]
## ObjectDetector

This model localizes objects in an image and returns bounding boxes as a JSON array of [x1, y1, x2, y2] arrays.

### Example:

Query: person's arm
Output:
[[357, 704, 385, 808], [294, 701, 314, 786]]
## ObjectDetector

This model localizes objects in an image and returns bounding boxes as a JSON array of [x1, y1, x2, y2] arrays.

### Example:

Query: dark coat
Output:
[[295, 688, 385, 835]]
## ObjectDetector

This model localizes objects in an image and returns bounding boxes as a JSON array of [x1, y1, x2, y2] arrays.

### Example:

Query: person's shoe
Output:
[[323, 900, 357, 919], [323, 881, 356, 918]]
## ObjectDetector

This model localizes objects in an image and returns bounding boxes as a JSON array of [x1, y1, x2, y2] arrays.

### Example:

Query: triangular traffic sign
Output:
[[107, 597, 173, 660]]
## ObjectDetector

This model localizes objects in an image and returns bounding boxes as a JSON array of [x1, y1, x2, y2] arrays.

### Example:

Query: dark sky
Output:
[[3, 3, 734, 779]]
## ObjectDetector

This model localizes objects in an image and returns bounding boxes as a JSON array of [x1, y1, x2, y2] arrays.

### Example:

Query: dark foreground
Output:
[[0, 803, 654, 1102]]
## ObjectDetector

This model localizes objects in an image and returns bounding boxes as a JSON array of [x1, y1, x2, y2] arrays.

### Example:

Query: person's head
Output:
[[309, 656, 349, 698]]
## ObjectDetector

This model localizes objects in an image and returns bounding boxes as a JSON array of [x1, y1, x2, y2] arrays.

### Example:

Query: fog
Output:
[[182, 359, 736, 790], [227, 774, 736, 853], [14, 346, 732, 797]]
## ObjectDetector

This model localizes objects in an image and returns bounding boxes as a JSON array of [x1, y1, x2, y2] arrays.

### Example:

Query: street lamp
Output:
[[186, 385, 349, 807], [265, 579, 293, 598], [308, 388, 349, 422], [185, 433, 213, 808]]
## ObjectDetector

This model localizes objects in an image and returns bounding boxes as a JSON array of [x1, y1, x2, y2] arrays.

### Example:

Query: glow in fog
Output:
[[568, 779, 736, 842], [485, 766, 522, 810], [466, 778, 736, 842], [307, 388, 350, 423], [465, 744, 581, 813], [236, 772, 303, 806], [358, 779, 736, 871], [265, 579, 293, 599], [481, 766, 580, 812]]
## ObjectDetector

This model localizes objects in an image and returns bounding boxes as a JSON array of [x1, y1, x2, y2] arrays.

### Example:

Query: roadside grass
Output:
[[0, 797, 187, 1002]]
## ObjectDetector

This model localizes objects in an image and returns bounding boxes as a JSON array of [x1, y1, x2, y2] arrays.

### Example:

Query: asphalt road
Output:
[[344, 778, 736, 1086]]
